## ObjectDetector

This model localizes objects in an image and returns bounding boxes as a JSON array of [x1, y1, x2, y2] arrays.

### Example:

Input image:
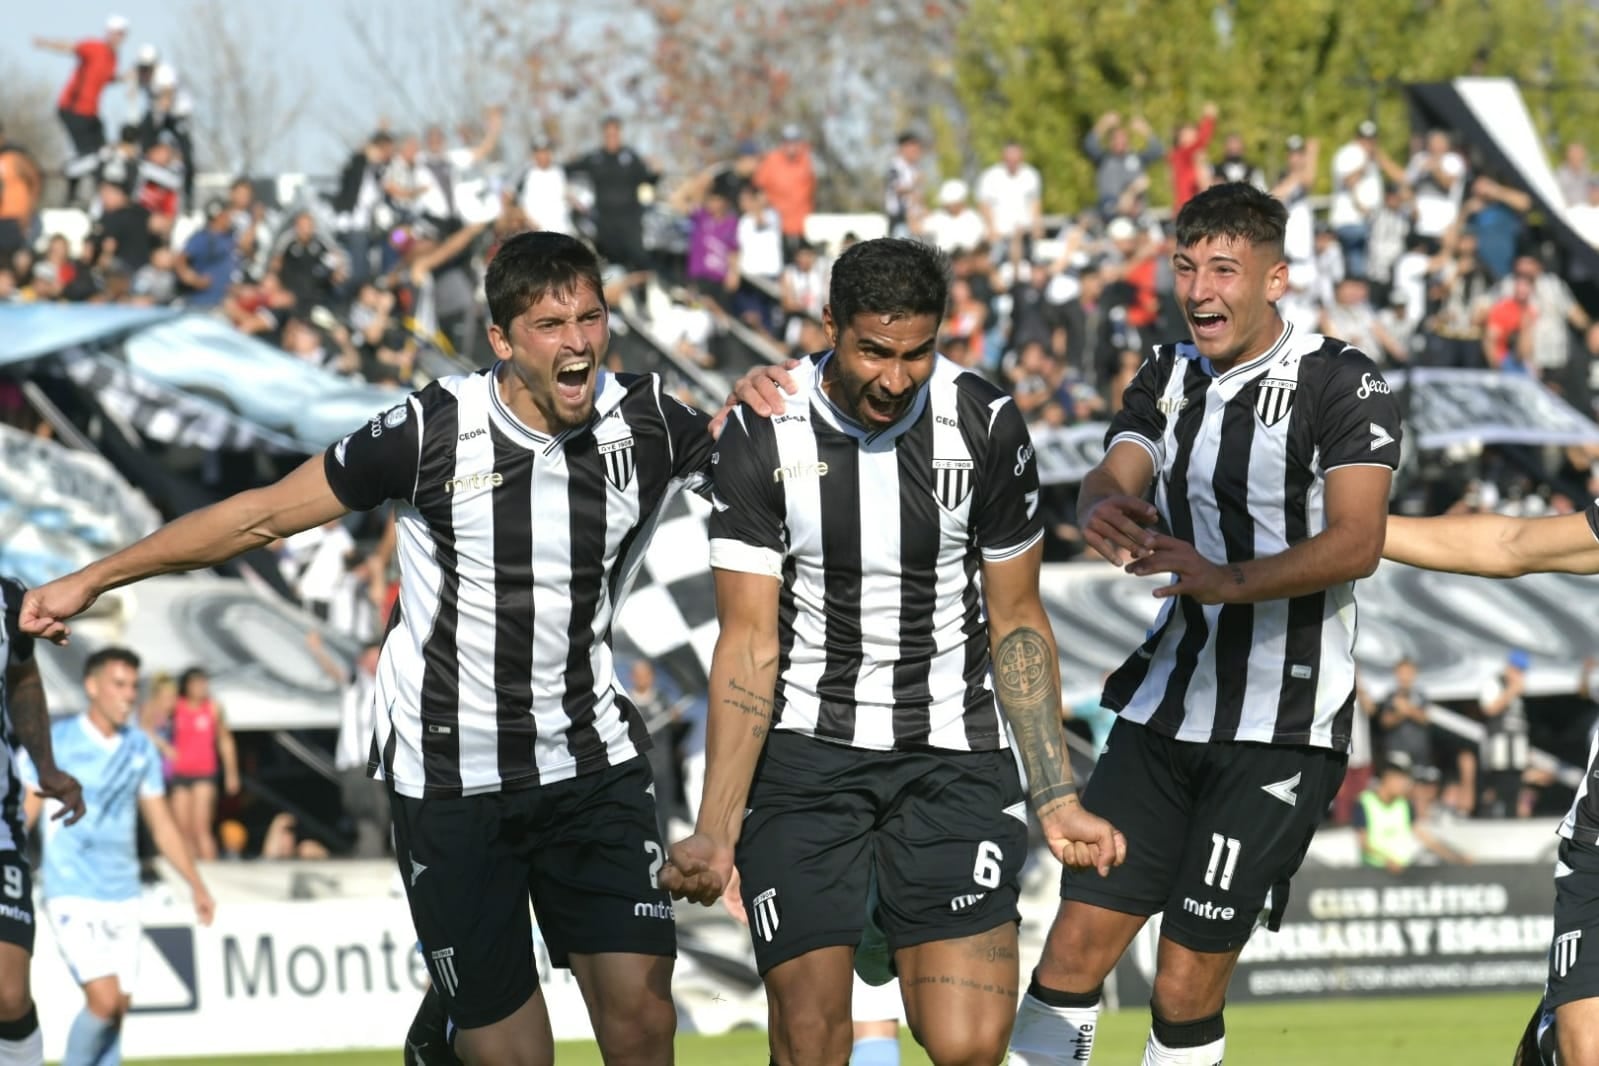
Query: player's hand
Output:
[[659, 832, 734, 906], [720, 867, 748, 925], [708, 359, 802, 439], [1039, 795, 1126, 877], [1080, 495, 1158, 566], [192, 883, 216, 926], [20, 573, 100, 646], [1127, 534, 1235, 604], [34, 765, 85, 826]]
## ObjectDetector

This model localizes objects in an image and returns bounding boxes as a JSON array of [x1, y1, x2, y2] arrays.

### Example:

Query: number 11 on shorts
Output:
[[1205, 834, 1240, 891]]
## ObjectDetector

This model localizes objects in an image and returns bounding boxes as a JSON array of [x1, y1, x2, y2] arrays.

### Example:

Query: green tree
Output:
[[955, 0, 1599, 214]]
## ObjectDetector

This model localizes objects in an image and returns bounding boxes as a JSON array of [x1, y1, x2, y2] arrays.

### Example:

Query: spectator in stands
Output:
[[921, 179, 986, 256], [1478, 649, 1533, 818], [270, 210, 345, 312], [331, 129, 396, 287], [133, 63, 196, 208], [94, 175, 155, 271], [977, 141, 1043, 262], [1329, 119, 1404, 278], [260, 813, 331, 861], [754, 124, 816, 260], [1377, 658, 1441, 819], [733, 183, 783, 333], [939, 276, 989, 368], [1463, 175, 1531, 282], [0, 123, 41, 261], [1321, 276, 1406, 363], [1556, 141, 1590, 207], [1273, 135, 1321, 330], [1008, 260, 1066, 369], [419, 106, 504, 222], [567, 115, 659, 271], [1167, 102, 1218, 209], [131, 244, 177, 305], [176, 199, 240, 308], [515, 136, 573, 235], [1083, 111, 1163, 218], [1212, 131, 1265, 190], [1365, 183, 1413, 307], [1497, 253, 1590, 387], [1311, 222, 1346, 310], [133, 133, 183, 230], [139, 671, 178, 781], [348, 282, 415, 385], [1376, 287, 1417, 364], [169, 667, 240, 862], [0, 268, 16, 303], [670, 168, 740, 309], [1059, 259, 1108, 387], [779, 238, 829, 354], [1406, 130, 1468, 246], [1354, 761, 1472, 872], [34, 14, 128, 206], [885, 130, 927, 238], [1483, 268, 1537, 372], [384, 132, 440, 226]]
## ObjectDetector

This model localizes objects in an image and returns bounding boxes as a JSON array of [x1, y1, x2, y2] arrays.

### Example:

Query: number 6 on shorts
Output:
[[973, 841, 1003, 889]]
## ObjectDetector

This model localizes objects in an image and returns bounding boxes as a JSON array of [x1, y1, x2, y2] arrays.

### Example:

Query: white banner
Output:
[[1392, 367, 1599, 449], [1031, 423, 1108, 486], [0, 424, 160, 588]]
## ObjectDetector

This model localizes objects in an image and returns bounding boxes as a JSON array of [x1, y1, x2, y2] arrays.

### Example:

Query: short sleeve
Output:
[[654, 379, 714, 493], [139, 734, 166, 798], [1586, 499, 1599, 541], [2, 578, 34, 666], [1104, 351, 1169, 470], [324, 399, 424, 511], [974, 398, 1044, 562], [1315, 348, 1402, 471], [706, 409, 785, 578]]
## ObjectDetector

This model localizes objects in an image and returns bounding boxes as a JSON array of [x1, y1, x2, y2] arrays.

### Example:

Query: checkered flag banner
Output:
[[614, 492, 718, 692]]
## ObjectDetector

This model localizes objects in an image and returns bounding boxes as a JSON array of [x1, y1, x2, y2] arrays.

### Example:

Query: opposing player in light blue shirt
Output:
[[20, 648, 213, 1066]]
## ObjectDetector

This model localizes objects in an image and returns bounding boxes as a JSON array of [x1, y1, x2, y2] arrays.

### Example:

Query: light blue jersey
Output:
[[19, 716, 164, 902]]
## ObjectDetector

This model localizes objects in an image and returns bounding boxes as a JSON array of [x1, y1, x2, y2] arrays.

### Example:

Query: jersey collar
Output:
[[1194, 320, 1295, 383], [487, 364, 624, 455]]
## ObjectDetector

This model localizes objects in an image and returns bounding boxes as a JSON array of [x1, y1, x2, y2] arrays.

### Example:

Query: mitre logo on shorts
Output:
[[1555, 930, 1582, 978], [752, 887, 781, 942], [632, 900, 675, 920]]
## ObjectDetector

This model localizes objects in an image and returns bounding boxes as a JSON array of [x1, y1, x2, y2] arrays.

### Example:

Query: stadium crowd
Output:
[[3, 14, 1599, 859]]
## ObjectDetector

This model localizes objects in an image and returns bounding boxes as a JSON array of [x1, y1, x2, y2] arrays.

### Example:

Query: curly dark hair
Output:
[[827, 238, 950, 335], [485, 230, 607, 332]]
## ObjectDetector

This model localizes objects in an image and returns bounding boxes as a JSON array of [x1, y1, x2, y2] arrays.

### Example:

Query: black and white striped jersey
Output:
[[708, 353, 1043, 752], [1558, 501, 1599, 844], [324, 367, 713, 799], [0, 578, 33, 852], [1102, 324, 1402, 752]]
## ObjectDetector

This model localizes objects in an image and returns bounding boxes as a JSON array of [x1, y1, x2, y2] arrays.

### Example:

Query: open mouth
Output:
[[555, 359, 592, 403], [1189, 310, 1228, 338], [862, 392, 905, 424]]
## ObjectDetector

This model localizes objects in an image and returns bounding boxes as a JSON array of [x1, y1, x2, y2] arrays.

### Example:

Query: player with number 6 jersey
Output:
[[662, 238, 1124, 1066]]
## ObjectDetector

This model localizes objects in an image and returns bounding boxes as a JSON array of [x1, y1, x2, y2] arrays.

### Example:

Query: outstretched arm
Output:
[[1383, 510, 1599, 578], [141, 794, 215, 925]]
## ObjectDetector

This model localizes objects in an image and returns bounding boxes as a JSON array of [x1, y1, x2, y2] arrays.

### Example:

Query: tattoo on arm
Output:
[[724, 678, 774, 740], [8, 664, 51, 767], [993, 626, 1074, 816]]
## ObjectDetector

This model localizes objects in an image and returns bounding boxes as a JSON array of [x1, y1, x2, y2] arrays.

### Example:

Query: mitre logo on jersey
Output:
[[1255, 378, 1297, 427], [1157, 395, 1187, 416], [598, 436, 636, 490], [933, 458, 974, 511]]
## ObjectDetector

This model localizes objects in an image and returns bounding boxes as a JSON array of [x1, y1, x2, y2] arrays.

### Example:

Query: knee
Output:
[[593, 991, 674, 1065], [0, 978, 29, 1023], [771, 1002, 852, 1066], [83, 989, 125, 1026], [1150, 971, 1223, 1024], [1034, 928, 1115, 994], [911, 1014, 1012, 1066]]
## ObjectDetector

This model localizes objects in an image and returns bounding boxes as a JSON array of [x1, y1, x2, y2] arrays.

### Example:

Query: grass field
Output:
[[116, 992, 1536, 1065]]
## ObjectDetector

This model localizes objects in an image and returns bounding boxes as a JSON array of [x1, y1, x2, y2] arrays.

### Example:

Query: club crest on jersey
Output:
[[1556, 930, 1582, 978], [933, 458, 975, 511], [598, 437, 636, 490], [1254, 378, 1297, 428]]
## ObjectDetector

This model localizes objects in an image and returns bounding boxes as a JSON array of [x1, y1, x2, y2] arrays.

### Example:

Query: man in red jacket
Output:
[[1169, 102, 1218, 209], [34, 15, 128, 206]]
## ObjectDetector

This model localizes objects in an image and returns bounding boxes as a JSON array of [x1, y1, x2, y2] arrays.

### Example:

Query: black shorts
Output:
[[1062, 717, 1346, 954], [0, 852, 34, 954], [1547, 837, 1599, 1010], [736, 731, 1029, 975], [389, 756, 675, 1029]]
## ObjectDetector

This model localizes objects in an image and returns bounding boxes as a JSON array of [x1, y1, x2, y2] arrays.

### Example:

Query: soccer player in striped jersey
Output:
[[1003, 182, 1402, 1066], [21, 232, 707, 1066], [663, 238, 1124, 1066], [1382, 505, 1599, 1066], [0, 577, 84, 1066]]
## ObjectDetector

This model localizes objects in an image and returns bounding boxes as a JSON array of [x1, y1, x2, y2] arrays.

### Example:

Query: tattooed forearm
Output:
[[723, 678, 774, 739], [7, 663, 54, 767], [992, 625, 1075, 816]]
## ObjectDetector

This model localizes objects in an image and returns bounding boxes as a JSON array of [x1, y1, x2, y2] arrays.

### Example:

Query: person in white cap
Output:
[[919, 178, 986, 255], [33, 15, 129, 205]]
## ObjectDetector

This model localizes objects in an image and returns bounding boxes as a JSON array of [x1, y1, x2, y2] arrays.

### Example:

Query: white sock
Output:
[[1141, 1011, 1224, 1066], [1008, 983, 1101, 1065], [0, 1004, 42, 1066]]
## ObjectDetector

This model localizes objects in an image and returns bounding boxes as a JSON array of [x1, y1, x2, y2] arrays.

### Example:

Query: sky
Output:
[[4, 0, 397, 173]]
